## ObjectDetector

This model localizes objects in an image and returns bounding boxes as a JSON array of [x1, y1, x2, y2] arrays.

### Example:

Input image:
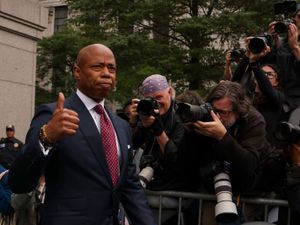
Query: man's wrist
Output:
[[39, 125, 55, 148]]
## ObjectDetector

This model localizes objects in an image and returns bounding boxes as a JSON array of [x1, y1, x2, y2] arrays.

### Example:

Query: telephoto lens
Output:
[[176, 102, 213, 123], [138, 166, 154, 188], [248, 37, 266, 54], [248, 34, 272, 54], [214, 163, 238, 223]]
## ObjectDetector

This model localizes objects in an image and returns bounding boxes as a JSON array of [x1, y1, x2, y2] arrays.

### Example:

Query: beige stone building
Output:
[[0, 0, 67, 141]]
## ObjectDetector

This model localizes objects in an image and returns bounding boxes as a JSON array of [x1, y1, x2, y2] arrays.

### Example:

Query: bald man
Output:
[[8, 44, 157, 225]]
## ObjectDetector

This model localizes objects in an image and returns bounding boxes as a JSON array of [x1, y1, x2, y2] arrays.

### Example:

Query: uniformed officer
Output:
[[0, 125, 23, 169]]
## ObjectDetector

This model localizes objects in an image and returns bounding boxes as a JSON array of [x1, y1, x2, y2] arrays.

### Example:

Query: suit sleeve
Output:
[[0, 172, 13, 215], [120, 124, 157, 225], [8, 104, 55, 193]]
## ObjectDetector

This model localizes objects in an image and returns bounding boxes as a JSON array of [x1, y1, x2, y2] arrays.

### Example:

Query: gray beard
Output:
[[223, 120, 236, 129]]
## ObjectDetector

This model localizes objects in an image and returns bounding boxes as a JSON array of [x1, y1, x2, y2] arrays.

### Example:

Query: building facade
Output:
[[40, 0, 67, 37], [0, 0, 47, 141]]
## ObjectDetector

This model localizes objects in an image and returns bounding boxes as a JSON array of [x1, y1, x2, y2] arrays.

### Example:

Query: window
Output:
[[54, 6, 68, 33]]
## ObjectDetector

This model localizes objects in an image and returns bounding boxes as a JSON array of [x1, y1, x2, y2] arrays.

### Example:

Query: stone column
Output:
[[0, 0, 47, 141]]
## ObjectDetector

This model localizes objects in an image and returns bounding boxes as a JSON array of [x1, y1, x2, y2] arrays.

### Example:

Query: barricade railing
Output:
[[142, 190, 290, 225]]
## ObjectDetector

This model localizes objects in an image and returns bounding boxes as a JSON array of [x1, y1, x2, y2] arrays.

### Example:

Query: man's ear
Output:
[[73, 65, 80, 81]]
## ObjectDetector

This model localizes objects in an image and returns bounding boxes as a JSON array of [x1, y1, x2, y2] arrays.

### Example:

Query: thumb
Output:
[[56, 92, 65, 110]]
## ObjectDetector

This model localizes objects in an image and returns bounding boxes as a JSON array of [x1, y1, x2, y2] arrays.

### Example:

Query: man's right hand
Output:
[[44, 92, 80, 142], [128, 98, 139, 125]]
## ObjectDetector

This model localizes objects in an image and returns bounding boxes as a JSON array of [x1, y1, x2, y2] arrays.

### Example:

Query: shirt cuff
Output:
[[39, 140, 53, 156]]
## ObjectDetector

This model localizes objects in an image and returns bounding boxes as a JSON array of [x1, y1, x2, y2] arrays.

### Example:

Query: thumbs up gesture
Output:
[[44, 92, 80, 143]]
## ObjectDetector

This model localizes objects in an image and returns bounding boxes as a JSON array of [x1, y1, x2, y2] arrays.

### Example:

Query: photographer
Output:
[[180, 81, 273, 225], [268, 3, 300, 127], [129, 74, 188, 224], [223, 49, 245, 81], [268, 3, 300, 53], [231, 39, 285, 148]]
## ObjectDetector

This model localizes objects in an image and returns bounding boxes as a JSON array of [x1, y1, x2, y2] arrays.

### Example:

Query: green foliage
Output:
[[36, 0, 278, 106]]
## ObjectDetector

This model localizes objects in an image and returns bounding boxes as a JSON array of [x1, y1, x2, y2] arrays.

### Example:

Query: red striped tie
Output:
[[94, 104, 119, 186]]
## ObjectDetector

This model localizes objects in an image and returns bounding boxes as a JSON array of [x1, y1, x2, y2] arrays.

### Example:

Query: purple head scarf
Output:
[[142, 74, 169, 95]]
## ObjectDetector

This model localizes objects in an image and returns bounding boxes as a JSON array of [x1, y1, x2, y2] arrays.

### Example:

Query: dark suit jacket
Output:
[[8, 93, 156, 225]]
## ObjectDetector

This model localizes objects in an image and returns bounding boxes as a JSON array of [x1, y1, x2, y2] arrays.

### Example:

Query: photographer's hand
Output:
[[268, 21, 280, 48], [287, 141, 300, 167], [139, 108, 164, 136], [192, 111, 227, 140], [139, 112, 168, 154], [224, 49, 232, 80], [150, 114, 164, 136], [288, 23, 300, 60], [225, 49, 232, 63], [128, 98, 139, 127]]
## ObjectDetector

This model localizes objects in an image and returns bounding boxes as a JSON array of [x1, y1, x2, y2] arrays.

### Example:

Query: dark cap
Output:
[[6, 125, 15, 131]]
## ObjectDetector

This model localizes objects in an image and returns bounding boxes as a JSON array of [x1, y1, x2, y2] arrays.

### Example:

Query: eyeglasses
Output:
[[213, 108, 233, 116], [264, 71, 277, 79]]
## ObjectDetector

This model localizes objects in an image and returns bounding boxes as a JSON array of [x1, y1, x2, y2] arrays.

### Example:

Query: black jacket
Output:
[[0, 137, 23, 169], [275, 41, 300, 109], [180, 106, 273, 194], [132, 100, 188, 191]]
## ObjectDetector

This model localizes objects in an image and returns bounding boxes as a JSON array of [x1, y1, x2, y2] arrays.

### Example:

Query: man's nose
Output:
[[100, 66, 111, 77]]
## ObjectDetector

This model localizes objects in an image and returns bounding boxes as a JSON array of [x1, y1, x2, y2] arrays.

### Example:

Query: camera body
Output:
[[230, 48, 246, 62], [176, 102, 213, 123], [273, 1, 297, 34], [248, 34, 272, 54], [275, 122, 300, 144], [137, 97, 159, 117], [274, 18, 294, 34], [213, 161, 238, 223]]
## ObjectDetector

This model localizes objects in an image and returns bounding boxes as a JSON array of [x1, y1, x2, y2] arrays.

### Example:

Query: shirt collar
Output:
[[76, 89, 105, 111]]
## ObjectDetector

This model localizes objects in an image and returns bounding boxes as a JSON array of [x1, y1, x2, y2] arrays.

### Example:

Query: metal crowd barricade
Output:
[[119, 190, 290, 225]]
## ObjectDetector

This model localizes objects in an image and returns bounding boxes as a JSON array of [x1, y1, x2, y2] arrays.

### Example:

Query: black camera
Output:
[[275, 122, 300, 144], [230, 48, 246, 62], [176, 102, 213, 123], [213, 161, 238, 223], [274, 19, 294, 34], [273, 1, 297, 34], [138, 155, 158, 188], [137, 97, 159, 117], [248, 34, 272, 54]]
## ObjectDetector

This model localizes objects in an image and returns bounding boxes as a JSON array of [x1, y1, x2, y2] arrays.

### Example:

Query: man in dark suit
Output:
[[8, 43, 157, 225]]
